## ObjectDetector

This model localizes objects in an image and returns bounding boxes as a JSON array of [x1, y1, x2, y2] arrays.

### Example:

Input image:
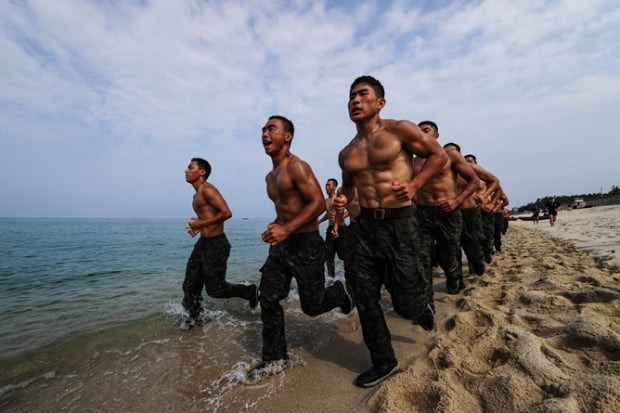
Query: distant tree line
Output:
[[517, 185, 620, 213]]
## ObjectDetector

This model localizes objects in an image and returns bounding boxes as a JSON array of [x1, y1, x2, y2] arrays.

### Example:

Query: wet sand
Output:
[[2, 206, 619, 412]]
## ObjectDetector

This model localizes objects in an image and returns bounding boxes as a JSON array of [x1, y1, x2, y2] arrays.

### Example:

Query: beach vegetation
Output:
[[517, 185, 620, 213]]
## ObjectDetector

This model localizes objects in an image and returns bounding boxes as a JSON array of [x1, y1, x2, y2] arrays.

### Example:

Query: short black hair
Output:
[[443, 142, 461, 152], [327, 178, 338, 186], [418, 120, 438, 132], [350, 75, 385, 98], [269, 115, 295, 136], [464, 154, 477, 162], [191, 157, 212, 179]]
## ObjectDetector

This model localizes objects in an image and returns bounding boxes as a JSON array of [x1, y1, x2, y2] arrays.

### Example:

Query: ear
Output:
[[284, 132, 293, 144], [377, 97, 386, 110]]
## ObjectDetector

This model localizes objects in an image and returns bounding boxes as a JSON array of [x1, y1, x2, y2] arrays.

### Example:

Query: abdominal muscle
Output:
[[354, 167, 412, 209]]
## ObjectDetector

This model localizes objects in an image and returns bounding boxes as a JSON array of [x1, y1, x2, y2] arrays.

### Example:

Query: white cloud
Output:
[[1, 0, 619, 218]]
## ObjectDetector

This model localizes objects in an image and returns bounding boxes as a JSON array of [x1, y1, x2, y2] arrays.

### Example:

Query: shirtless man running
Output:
[[319, 178, 349, 278], [456, 154, 500, 276], [414, 122, 479, 296], [182, 158, 259, 329], [335, 76, 447, 388], [249, 115, 353, 380], [465, 154, 501, 263]]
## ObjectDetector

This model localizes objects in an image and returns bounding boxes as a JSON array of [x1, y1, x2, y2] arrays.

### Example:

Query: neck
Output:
[[271, 149, 291, 168], [356, 117, 381, 138], [191, 179, 206, 191]]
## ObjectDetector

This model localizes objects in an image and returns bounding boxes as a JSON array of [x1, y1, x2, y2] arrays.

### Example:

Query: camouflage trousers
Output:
[[459, 207, 485, 275], [182, 234, 255, 321], [348, 213, 427, 368], [481, 210, 496, 261], [325, 224, 348, 277], [416, 206, 463, 296], [494, 212, 504, 252], [259, 231, 346, 362]]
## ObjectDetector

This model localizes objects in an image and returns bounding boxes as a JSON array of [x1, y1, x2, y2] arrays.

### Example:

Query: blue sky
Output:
[[1, 0, 619, 219]]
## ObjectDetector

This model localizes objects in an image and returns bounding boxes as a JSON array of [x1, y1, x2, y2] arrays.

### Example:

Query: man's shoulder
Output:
[[286, 154, 311, 170]]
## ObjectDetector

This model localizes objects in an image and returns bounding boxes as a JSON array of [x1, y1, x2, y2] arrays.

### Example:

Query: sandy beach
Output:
[[2, 206, 618, 412], [253, 205, 620, 412]]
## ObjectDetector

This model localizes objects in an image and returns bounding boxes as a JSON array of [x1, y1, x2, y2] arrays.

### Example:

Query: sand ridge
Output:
[[363, 209, 620, 413]]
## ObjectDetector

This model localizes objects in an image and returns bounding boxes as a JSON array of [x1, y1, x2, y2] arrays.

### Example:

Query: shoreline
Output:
[[1, 206, 619, 412]]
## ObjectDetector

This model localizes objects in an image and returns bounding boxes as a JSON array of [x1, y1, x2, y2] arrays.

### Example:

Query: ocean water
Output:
[[0, 218, 346, 412]]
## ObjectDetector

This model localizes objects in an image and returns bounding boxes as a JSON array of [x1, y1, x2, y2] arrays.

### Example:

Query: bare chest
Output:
[[344, 135, 404, 173]]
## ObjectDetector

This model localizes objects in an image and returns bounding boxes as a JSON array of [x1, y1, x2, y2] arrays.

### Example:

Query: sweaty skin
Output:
[[335, 83, 447, 212], [185, 160, 232, 238], [413, 125, 479, 211], [458, 160, 500, 209], [464, 156, 502, 212], [261, 117, 325, 246]]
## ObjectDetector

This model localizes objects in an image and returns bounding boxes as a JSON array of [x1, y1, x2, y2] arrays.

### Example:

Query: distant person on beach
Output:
[[249, 115, 354, 380], [335, 76, 447, 388], [532, 204, 540, 224], [413, 122, 479, 297], [318, 178, 349, 278], [182, 158, 259, 329], [546, 197, 561, 226]]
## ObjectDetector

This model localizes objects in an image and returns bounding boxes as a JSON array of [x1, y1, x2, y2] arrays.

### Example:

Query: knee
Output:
[[300, 299, 322, 316], [392, 303, 415, 320], [205, 284, 226, 298]]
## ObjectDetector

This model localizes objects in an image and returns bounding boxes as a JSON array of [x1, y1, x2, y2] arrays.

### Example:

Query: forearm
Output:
[[454, 178, 479, 207], [411, 152, 448, 193]]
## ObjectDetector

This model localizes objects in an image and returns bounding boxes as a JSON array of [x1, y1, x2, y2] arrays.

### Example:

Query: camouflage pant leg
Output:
[[494, 212, 503, 252], [351, 215, 426, 367], [416, 206, 463, 295], [324, 226, 336, 277], [481, 211, 495, 258], [416, 207, 437, 307], [435, 209, 463, 287], [338, 223, 357, 297], [460, 207, 485, 275], [259, 232, 341, 361], [182, 235, 234, 320]]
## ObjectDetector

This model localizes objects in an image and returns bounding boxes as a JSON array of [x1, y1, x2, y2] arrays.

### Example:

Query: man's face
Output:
[[185, 161, 204, 183], [261, 118, 290, 155], [325, 180, 337, 195], [419, 124, 439, 139], [465, 156, 476, 165], [348, 83, 385, 122]]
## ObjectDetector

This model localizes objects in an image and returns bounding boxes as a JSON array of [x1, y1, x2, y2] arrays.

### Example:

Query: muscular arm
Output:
[[188, 184, 232, 232], [472, 164, 500, 201], [335, 159, 356, 214], [262, 159, 325, 245], [398, 121, 448, 201], [495, 187, 510, 211], [443, 149, 480, 211], [285, 161, 325, 232]]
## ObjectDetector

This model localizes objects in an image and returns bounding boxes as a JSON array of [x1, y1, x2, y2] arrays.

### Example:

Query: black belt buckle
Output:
[[373, 208, 386, 220]]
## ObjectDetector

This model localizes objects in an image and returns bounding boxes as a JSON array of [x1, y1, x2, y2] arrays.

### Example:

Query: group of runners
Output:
[[181, 75, 510, 388]]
